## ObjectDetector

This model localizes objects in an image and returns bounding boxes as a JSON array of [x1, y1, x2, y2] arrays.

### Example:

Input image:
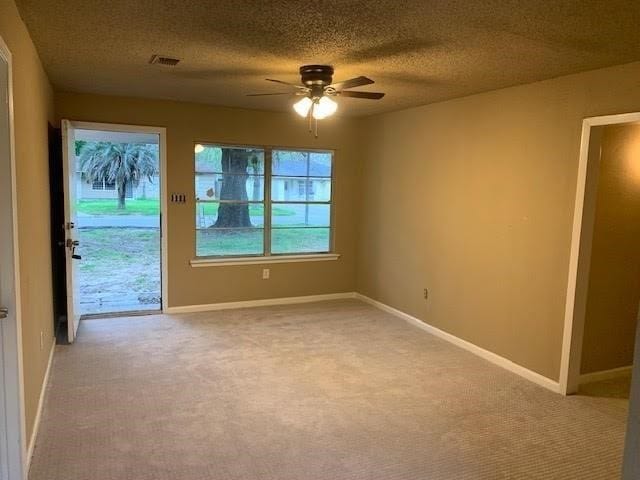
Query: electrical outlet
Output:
[[262, 268, 270, 280], [423, 288, 429, 300], [40, 331, 44, 350]]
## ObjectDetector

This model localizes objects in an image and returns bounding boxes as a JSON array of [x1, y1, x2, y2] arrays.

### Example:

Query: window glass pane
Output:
[[271, 177, 331, 202], [196, 174, 264, 201], [196, 228, 264, 257], [195, 145, 265, 174], [271, 204, 329, 227], [196, 202, 264, 228], [271, 228, 330, 254], [272, 150, 331, 177]]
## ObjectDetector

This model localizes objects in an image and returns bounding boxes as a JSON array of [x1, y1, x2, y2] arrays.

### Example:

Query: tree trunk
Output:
[[212, 149, 252, 228], [117, 182, 127, 210]]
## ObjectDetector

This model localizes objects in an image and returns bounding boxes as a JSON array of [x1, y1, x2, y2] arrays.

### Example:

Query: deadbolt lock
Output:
[[65, 238, 81, 260]]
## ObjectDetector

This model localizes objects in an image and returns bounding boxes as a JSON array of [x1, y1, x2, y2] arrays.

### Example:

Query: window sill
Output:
[[190, 253, 341, 267]]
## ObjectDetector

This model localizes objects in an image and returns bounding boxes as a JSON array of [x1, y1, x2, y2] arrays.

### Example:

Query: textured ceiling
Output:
[[15, 0, 640, 116]]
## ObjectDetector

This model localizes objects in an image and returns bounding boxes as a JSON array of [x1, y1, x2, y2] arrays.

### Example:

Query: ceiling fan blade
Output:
[[265, 78, 306, 89], [339, 90, 385, 100], [246, 92, 295, 96], [329, 76, 374, 91]]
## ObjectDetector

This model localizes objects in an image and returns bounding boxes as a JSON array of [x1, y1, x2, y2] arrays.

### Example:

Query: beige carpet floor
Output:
[[29, 300, 628, 479]]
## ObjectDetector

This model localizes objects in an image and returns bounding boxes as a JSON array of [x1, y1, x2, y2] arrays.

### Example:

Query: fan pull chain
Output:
[[306, 101, 319, 138], [304, 100, 320, 138]]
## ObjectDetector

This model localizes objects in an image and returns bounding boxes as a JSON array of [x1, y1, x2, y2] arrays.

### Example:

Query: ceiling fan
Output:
[[247, 65, 385, 136]]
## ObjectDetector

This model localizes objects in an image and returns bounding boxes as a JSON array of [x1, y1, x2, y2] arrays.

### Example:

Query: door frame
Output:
[[560, 111, 640, 395], [0, 35, 27, 480], [64, 120, 169, 313]]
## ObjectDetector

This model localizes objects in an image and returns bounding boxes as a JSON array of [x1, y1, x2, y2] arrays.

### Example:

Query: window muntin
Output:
[[195, 145, 333, 258]]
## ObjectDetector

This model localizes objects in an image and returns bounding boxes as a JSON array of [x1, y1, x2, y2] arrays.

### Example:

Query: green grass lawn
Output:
[[78, 199, 294, 216], [196, 227, 330, 257]]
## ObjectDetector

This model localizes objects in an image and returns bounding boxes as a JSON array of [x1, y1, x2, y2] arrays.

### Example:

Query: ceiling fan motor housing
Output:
[[300, 65, 334, 92]]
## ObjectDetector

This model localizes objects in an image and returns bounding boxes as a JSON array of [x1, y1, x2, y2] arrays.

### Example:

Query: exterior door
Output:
[[61, 120, 81, 342]]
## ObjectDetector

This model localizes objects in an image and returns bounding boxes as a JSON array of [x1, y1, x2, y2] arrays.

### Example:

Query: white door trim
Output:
[[559, 111, 640, 395], [0, 34, 27, 480], [62, 120, 169, 312]]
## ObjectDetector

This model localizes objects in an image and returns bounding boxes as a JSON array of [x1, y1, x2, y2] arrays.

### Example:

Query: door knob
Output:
[[0, 307, 8, 319]]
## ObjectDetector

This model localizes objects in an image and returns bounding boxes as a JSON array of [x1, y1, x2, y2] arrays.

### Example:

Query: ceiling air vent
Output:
[[149, 55, 180, 66]]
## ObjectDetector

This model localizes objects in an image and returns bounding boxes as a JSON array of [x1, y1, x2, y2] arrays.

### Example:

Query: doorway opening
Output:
[[61, 122, 167, 335], [561, 112, 640, 396]]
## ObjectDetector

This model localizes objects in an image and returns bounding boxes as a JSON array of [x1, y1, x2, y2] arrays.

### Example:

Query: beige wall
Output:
[[54, 93, 361, 307], [0, 0, 55, 443], [581, 124, 640, 374], [358, 61, 640, 381]]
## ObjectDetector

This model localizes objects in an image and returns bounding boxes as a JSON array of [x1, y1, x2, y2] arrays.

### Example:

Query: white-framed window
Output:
[[195, 144, 333, 258]]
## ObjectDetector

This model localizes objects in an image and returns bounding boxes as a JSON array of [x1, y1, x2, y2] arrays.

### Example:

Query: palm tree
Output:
[[79, 142, 158, 209]]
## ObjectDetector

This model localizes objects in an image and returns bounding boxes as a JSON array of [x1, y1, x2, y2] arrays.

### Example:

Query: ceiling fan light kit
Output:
[[293, 95, 338, 119], [293, 96, 313, 117], [247, 64, 385, 137], [313, 96, 338, 119]]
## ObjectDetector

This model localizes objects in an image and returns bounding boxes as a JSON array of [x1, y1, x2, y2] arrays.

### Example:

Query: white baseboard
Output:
[[355, 293, 561, 394], [579, 365, 633, 385], [164, 292, 357, 314], [25, 339, 55, 472]]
